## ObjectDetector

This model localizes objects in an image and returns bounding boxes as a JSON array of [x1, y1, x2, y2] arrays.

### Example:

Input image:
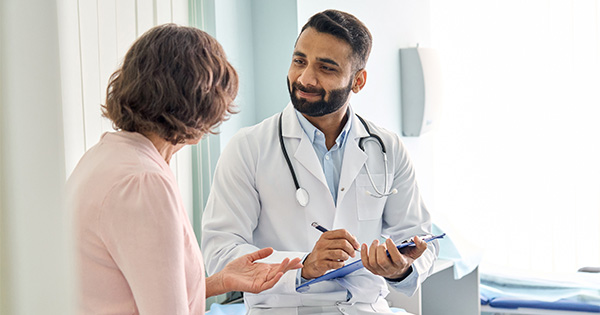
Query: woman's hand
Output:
[[206, 248, 303, 297]]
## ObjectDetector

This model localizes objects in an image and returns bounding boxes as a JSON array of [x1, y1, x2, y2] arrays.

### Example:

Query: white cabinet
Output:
[[386, 260, 480, 315]]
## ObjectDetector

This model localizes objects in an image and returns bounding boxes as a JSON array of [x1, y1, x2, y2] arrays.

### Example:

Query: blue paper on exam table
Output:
[[296, 233, 445, 291]]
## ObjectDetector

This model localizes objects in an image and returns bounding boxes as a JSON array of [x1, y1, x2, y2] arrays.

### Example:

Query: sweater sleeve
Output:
[[99, 172, 191, 315]]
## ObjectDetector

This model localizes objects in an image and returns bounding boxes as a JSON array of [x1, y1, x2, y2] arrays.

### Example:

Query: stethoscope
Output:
[[278, 112, 398, 207]]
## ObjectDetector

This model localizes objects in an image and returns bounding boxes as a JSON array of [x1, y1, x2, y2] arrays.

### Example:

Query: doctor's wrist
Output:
[[300, 253, 316, 279], [300, 265, 315, 280], [385, 265, 413, 283]]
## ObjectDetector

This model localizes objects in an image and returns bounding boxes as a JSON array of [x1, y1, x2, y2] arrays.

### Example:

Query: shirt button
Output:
[[340, 187, 345, 191], [325, 155, 330, 160]]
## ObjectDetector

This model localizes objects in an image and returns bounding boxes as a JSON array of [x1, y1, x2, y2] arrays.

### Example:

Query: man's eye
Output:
[[321, 66, 336, 72], [293, 59, 305, 65]]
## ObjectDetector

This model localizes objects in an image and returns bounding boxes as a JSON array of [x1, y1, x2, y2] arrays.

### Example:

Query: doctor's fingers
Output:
[[367, 240, 408, 273], [360, 241, 386, 275], [321, 229, 360, 250], [301, 252, 344, 279], [318, 232, 360, 254], [311, 246, 353, 262], [315, 238, 357, 258], [316, 258, 346, 272], [325, 248, 354, 262], [384, 238, 410, 269], [399, 236, 427, 260]]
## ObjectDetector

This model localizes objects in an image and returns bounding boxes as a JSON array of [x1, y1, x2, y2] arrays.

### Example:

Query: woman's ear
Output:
[[352, 69, 367, 93]]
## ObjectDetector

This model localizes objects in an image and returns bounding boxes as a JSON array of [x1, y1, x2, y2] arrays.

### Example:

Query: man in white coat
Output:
[[202, 9, 439, 315]]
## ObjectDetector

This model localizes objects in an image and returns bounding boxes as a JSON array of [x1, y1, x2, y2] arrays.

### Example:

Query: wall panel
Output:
[[58, 0, 86, 176], [77, 0, 103, 152], [136, 0, 155, 36]]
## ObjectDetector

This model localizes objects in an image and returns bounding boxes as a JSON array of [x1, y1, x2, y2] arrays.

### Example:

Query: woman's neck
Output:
[[143, 132, 184, 164]]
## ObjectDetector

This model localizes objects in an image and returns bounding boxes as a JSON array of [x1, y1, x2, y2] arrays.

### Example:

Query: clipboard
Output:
[[296, 233, 445, 292]]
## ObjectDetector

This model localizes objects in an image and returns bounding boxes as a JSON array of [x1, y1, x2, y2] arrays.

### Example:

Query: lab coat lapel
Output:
[[281, 104, 328, 189], [337, 114, 369, 204]]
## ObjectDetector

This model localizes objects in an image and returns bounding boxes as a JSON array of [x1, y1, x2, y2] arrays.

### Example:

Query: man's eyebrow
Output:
[[316, 57, 339, 67], [293, 51, 340, 67], [293, 51, 307, 58]]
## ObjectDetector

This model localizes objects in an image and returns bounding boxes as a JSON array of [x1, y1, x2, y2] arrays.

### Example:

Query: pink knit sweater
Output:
[[67, 131, 205, 314]]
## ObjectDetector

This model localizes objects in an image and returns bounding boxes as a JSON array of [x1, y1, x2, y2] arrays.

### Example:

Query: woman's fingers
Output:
[[247, 247, 274, 262]]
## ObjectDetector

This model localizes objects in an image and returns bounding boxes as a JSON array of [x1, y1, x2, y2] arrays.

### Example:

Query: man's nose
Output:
[[297, 66, 318, 87]]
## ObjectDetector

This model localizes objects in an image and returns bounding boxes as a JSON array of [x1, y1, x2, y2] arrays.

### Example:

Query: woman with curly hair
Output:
[[66, 24, 301, 314]]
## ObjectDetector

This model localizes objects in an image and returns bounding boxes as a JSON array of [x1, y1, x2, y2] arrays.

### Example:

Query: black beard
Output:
[[287, 77, 353, 117]]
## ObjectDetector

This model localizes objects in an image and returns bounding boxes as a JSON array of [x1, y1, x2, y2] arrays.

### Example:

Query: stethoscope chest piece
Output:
[[295, 187, 309, 207]]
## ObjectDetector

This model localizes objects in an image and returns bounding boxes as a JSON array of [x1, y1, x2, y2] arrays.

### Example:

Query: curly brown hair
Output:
[[102, 24, 238, 144]]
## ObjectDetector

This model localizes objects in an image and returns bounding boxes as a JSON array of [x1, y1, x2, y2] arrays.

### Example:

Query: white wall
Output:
[[1, 0, 75, 313], [430, 0, 600, 272]]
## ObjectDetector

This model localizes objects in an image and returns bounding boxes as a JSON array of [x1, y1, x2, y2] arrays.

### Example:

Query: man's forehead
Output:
[[294, 28, 353, 67]]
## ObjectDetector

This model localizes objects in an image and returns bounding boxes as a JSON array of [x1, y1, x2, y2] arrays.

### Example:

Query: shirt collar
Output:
[[294, 106, 354, 147]]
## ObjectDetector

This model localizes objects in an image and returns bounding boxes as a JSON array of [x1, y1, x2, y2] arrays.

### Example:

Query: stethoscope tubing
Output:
[[278, 113, 301, 190], [279, 113, 310, 206], [361, 138, 390, 198]]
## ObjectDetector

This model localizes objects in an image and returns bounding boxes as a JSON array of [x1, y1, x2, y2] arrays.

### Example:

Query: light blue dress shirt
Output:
[[294, 106, 355, 293], [294, 107, 353, 205]]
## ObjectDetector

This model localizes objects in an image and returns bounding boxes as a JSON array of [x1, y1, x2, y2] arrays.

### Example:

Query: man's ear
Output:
[[352, 69, 367, 93]]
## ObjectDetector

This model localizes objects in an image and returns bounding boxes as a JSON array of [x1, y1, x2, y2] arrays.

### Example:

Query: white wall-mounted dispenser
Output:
[[399, 47, 443, 137]]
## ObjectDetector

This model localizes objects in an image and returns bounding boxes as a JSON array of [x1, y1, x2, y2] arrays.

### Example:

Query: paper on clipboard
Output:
[[296, 233, 445, 292]]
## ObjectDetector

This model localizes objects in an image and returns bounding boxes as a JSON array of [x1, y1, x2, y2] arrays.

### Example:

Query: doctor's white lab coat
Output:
[[201, 104, 438, 312]]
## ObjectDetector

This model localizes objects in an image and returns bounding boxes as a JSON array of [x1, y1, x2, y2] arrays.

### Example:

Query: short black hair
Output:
[[299, 10, 372, 71]]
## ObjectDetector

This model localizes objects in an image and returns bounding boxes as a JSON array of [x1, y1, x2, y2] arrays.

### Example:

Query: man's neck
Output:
[[302, 105, 349, 150]]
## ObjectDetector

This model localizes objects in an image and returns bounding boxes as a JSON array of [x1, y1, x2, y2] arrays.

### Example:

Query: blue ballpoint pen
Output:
[[311, 222, 329, 233]]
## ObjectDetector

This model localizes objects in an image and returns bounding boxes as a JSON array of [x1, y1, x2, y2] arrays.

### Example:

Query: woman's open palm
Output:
[[221, 248, 303, 293]]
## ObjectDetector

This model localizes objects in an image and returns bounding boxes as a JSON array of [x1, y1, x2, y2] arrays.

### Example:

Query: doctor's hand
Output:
[[360, 236, 427, 281], [301, 229, 360, 279], [207, 247, 303, 297]]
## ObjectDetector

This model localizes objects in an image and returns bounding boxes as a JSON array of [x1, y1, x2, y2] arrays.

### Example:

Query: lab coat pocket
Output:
[[355, 174, 390, 220]]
